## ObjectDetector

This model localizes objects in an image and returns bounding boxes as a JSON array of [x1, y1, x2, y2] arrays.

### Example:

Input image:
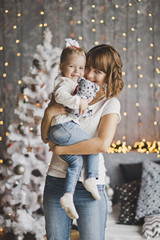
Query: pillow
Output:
[[119, 161, 160, 182], [142, 214, 160, 239], [115, 180, 143, 225], [119, 162, 142, 182], [136, 160, 160, 220]]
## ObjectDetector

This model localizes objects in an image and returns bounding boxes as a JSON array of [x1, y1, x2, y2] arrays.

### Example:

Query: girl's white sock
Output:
[[84, 178, 101, 200], [60, 193, 79, 219]]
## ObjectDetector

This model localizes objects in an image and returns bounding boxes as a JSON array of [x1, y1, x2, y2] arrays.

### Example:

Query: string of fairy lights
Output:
[[0, 0, 7, 142], [151, 0, 160, 140], [122, 2, 129, 144], [55, 0, 60, 45], [149, 1, 156, 138], [13, 0, 24, 86], [99, 0, 106, 43], [78, 0, 83, 43], [149, 1, 160, 139], [135, 0, 141, 139], [0, 0, 159, 157], [39, 0, 47, 41], [68, 0, 75, 39], [72, 0, 83, 44], [112, 1, 117, 41], [91, 0, 96, 44]]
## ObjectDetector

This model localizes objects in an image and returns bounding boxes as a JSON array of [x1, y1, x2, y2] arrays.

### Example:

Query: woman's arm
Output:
[[41, 101, 67, 143], [48, 113, 119, 154]]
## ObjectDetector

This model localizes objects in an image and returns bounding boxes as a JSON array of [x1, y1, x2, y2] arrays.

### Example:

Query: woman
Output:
[[42, 44, 124, 240]]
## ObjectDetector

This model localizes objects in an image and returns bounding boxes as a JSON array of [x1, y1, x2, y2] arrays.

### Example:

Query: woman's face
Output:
[[84, 66, 106, 89]]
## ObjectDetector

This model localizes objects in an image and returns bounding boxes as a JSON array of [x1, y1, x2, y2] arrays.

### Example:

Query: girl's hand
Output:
[[79, 98, 89, 115]]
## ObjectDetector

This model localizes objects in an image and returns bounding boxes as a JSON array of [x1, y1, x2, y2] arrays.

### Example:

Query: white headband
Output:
[[65, 38, 80, 48]]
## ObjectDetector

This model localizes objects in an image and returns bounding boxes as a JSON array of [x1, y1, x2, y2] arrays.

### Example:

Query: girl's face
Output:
[[84, 66, 106, 89], [61, 54, 86, 82]]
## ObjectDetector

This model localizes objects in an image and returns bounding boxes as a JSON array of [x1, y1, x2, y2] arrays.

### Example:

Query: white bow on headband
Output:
[[65, 38, 80, 48]]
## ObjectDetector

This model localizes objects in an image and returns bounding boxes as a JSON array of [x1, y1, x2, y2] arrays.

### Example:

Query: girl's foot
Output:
[[84, 178, 101, 200], [60, 193, 79, 219]]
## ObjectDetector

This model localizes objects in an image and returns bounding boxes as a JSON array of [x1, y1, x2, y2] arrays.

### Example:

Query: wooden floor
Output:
[[0, 232, 36, 240], [0, 229, 79, 240]]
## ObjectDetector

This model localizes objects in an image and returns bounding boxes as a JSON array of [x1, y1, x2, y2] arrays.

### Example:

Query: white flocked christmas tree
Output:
[[0, 28, 62, 240]]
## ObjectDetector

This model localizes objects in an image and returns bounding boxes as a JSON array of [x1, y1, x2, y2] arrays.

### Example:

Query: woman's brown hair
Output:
[[86, 44, 124, 99]]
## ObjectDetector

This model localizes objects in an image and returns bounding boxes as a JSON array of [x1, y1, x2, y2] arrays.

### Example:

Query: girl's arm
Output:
[[48, 113, 119, 154], [55, 81, 81, 110], [41, 101, 67, 143]]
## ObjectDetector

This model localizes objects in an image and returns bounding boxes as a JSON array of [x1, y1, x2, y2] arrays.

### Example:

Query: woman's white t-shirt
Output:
[[47, 97, 121, 184]]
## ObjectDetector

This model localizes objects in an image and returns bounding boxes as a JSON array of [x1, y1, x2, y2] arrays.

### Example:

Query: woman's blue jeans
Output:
[[48, 121, 99, 193], [43, 176, 108, 240]]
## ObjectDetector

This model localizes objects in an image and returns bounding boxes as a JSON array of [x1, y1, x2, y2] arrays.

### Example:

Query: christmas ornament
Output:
[[23, 96, 29, 103], [16, 94, 24, 106], [4, 158, 13, 166], [29, 127, 37, 133], [38, 194, 43, 206], [35, 207, 43, 215], [40, 83, 45, 88], [27, 145, 33, 152], [14, 164, 25, 175], [34, 116, 41, 125], [0, 173, 4, 180], [106, 187, 114, 199], [32, 169, 42, 177], [13, 180, 19, 187], [33, 59, 41, 69], [22, 205, 27, 209], [40, 68, 47, 74], [34, 102, 42, 108], [20, 83, 27, 93], [31, 84, 36, 92], [17, 123, 25, 134], [51, 62, 57, 68], [15, 235, 23, 240]]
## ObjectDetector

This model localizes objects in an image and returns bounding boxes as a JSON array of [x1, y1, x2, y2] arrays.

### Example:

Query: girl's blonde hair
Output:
[[86, 44, 124, 99], [60, 46, 86, 65]]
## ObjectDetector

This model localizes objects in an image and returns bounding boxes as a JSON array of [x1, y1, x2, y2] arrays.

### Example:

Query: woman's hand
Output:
[[48, 141, 56, 152], [48, 141, 62, 154], [48, 141, 64, 155], [41, 101, 67, 144], [47, 94, 67, 117], [42, 136, 49, 144]]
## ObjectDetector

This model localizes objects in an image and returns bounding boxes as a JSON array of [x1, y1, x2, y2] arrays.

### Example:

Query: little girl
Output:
[[41, 39, 100, 220]]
